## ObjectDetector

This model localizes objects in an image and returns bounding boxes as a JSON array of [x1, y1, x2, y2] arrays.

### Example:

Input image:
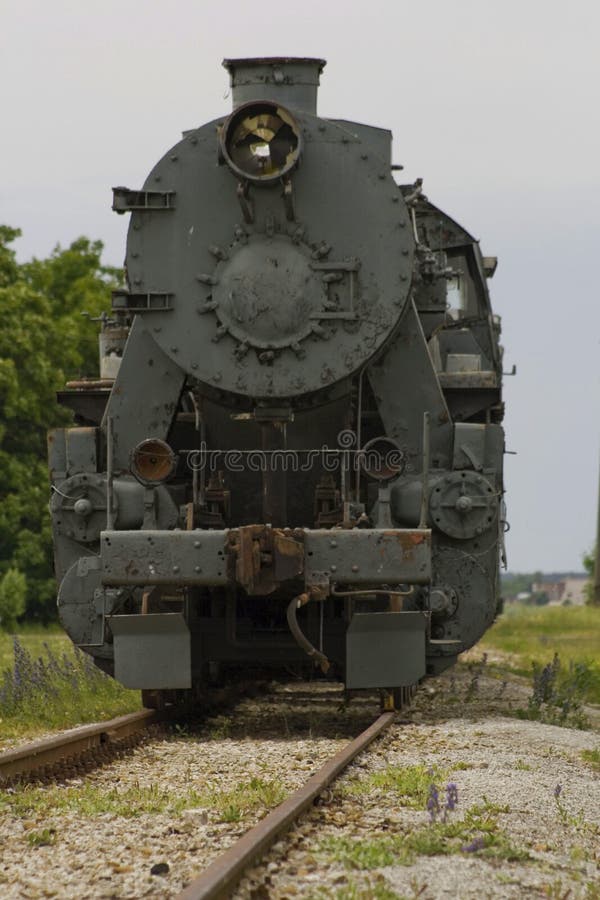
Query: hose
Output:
[[286, 593, 330, 673]]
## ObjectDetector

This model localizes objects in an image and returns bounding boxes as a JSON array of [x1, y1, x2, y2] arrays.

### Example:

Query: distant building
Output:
[[531, 577, 588, 606]]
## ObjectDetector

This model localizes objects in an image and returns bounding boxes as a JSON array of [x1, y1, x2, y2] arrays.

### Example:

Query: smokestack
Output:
[[222, 57, 326, 115]]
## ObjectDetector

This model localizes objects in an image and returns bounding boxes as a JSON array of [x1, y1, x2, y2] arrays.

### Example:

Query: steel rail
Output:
[[0, 708, 162, 784], [177, 710, 396, 900]]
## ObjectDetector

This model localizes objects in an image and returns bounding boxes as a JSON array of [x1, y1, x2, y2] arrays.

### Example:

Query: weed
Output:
[[427, 781, 458, 824], [515, 760, 532, 771], [25, 827, 56, 847], [478, 604, 600, 704], [206, 776, 285, 822], [207, 715, 232, 739], [343, 764, 446, 809], [319, 800, 527, 870], [515, 653, 591, 729], [465, 653, 488, 699], [540, 880, 577, 900], [0, 774, 286, 824], [0, 636, 139, 742], [310, 878, 404, 900], [581, 749, 600, 771]]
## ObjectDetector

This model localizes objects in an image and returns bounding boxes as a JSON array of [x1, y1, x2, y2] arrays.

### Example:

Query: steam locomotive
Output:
[[48, 57, 507, 707]]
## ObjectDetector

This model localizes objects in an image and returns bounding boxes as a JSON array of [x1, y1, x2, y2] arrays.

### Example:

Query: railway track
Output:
[[0, 708, 165, 786], [0, 681, 410, 898], [0, 682, 265, 786], [177, 709, 398, 899]]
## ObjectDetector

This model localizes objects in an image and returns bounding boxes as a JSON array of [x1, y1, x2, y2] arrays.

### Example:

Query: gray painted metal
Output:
[[100, 527, 431, 589], [58, 556, 105, 647], [101, 318, 186, 471], [346, 612, 426, 689], [223, 57, 326, 113], [47, 55, 507, 694], [368, 300, 451, 471], [305, 528, 431, 588], [122, 111, 413, 400], [101, 530, 229, 586], [111, 613, 191, 689]]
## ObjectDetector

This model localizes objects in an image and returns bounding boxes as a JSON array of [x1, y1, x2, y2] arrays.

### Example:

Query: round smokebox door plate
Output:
[[213, 236, 325, 351]]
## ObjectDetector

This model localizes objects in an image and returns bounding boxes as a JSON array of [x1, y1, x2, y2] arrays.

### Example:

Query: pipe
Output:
[[286, 593, 330, 673], [418, 411, 430, 529], [330, 586, 414, 599], [106, 415, 115, 529]]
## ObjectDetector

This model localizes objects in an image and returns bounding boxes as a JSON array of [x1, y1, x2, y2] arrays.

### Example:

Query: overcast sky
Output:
[[2, 0, 598, 572]]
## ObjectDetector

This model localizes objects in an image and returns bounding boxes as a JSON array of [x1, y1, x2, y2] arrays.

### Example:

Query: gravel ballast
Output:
[[0, 668, 598, 898], [236, 664, 600, 899]]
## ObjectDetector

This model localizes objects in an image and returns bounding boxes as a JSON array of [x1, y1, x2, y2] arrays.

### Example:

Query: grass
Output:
[[310, 880, 406, 900], [0, 775, 285, 824], [319, 799, 528, 870], [341, 764, 447, 809], [581, 749, 600, 771], [0, 627, 141, 745], [478, 604, 600, 704]]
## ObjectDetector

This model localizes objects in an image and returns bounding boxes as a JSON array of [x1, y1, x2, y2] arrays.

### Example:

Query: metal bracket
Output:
[[236, 181, 254, 224], [282, 177, 295, 221], [112, 292, 173, 312], [309, 259, 361, 321], [112, 187, 175, 213]]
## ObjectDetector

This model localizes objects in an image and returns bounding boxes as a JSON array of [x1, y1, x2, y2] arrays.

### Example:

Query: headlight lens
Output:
[[130, 439, 176, 485], [221, 101, 302, 183]]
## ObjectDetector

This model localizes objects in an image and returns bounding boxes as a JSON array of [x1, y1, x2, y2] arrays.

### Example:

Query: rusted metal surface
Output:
[[177, 711, 396, 900], [101, 525, 429, 591], [0, 708, 161, 785]]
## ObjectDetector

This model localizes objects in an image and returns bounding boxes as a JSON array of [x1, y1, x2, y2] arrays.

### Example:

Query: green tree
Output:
[[0, 227, 122, 621], [0, 567, 27, 631], [583, 545, 596, 605]]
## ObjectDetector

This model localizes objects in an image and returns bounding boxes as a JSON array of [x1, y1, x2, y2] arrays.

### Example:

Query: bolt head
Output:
[[73, 498, 93, 517]]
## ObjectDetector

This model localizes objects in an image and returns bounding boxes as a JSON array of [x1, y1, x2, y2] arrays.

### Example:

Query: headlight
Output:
[[130, 439, 176, 485], [221, 101, 302, 184]]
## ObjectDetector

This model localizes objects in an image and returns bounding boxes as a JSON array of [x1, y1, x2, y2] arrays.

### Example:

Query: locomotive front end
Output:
[[49, 57, 506, 705]]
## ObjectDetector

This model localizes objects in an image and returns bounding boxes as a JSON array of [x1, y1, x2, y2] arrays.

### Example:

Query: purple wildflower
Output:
[[462, 836, 485, 853], [427, 783, 440, 822], [554, 783, 562, 799]]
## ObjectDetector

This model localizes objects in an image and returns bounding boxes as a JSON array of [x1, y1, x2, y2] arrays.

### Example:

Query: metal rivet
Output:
[[351, 564, 359, 573], [154, 175, 161, 182], [170, 346, 178, 353], [194, 541, 201, 548], [330, 565, 337, 572], [194, 565, 201, 573], [330, 540, 337, 548], [170, 154, 178, 162], [172, 565, 180, 573]]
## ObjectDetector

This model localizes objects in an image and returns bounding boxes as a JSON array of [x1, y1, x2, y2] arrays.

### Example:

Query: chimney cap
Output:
[[222, 57, 326, 72]]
